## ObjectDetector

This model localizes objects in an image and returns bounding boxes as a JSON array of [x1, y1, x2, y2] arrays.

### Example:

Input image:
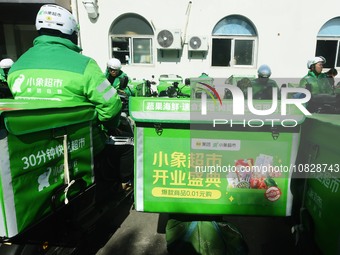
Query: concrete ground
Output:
[[0, 184, 323, 255], [95, 200, 169, 255], [94, 199, 322, 255]]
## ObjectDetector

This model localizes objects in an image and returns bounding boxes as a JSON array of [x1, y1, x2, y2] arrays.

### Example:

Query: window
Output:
[[132, 38, 153, 63], [316, 17, 340, 68], [109, 14, 154, 65], [211, 15, 257, 67]]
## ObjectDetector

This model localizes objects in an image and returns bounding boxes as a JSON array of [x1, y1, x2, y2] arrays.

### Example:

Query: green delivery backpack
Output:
[[166, 220, 248, 255]]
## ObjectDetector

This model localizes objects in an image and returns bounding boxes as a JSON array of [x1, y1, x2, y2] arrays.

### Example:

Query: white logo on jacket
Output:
[[11, 74, 25, 93]]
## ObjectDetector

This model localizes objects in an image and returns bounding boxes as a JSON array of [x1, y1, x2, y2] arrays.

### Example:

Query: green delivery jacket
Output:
[[105, 69, 133, 96], [8, 35, 122, 155], [250, 78, 279, 99], [299, 71, 333, 95]]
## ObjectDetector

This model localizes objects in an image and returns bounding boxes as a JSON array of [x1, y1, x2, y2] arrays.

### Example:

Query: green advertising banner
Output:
[[0, 100, 96, 237], [131, 97, 303, 216], [135, 126, 299, 216]]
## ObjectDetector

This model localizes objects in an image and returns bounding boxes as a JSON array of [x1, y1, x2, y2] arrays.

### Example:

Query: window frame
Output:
[[315, 37, 340, 68], [211, 35, 257, 68], [316, 17, 340, 68], [110, 34, 154, 65], [131, 37, 154, 64]]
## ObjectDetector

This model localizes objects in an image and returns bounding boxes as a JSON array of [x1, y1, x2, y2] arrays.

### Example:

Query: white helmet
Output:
[[35, 4, 79, 35], [107, 58, 122, 70], [0, 58, 14, 69], [307, 56, 326, 69], [257, 64, 272, 78]]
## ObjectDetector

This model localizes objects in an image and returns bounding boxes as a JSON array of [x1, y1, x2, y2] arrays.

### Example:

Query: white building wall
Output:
[[76, 0, 340, 82]]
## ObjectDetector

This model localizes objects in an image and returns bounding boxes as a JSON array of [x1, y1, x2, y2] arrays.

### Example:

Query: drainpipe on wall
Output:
[[70, 0, 82, 49], [182, 1, 192, 46]]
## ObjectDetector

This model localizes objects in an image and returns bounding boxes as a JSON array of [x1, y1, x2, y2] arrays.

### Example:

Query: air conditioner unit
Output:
[[156, 29, 182, 50], [188, 36, 208, 51]]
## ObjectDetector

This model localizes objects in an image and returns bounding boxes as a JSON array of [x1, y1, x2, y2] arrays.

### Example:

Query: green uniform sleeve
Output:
[[113, 72, 132, 96], [83, 59, 122, 129], [299, 73, 332, 95], [299, 77, 308, 89]]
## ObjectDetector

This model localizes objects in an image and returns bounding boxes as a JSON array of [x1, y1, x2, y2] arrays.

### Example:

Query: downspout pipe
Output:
[[182, 1, 192, 45], [70, 0, 82, 49]]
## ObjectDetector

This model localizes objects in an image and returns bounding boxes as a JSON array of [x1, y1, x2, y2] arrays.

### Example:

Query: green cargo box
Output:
[[130, 97, 305, 216], [298, 114, 340, 255], [0, 99, 96, 238]]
